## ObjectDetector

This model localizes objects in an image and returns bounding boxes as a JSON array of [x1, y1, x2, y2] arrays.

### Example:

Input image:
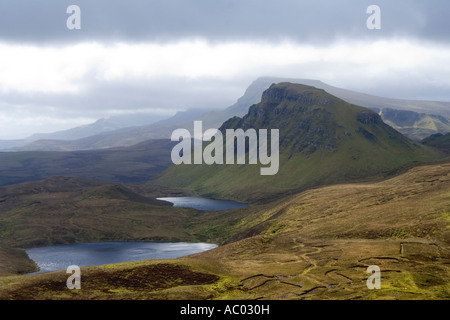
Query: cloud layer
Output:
[[0, 1, 450, 139], [1, 0, 450, 44]]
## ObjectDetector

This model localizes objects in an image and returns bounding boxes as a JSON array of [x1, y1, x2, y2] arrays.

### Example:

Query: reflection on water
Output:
[[26, 242, 217, 274], [25, 197, 243, 274], [157, 196, 247, 211]]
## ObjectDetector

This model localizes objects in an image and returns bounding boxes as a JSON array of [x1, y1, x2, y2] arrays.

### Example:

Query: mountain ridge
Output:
[[9, 77, 450, 152], [156, 82, 441, 202], [0, 112, 171, 151]]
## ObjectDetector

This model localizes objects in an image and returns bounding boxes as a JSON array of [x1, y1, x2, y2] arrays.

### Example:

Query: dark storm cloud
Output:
[[0, 0, 449, 44]]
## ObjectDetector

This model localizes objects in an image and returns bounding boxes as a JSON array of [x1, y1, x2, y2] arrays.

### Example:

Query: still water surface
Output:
[[157, 196, 247, 211], [26, 197, 242, 274], [26, 242, 217, 274]]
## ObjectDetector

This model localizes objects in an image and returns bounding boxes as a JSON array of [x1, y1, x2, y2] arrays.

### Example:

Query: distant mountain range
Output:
[[0, 112, 170, 151], [3, 77, 450, 152], [156, 83, 441, 203], [1, 81, 448, 195]]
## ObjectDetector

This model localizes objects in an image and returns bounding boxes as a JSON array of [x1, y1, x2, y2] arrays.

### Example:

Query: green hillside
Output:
[[422, 132, 450, 154], [156, 83, 441, 203]]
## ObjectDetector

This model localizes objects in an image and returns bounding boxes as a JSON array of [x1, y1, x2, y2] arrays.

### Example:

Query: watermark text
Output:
[[171, 121, 279, 175], [66, 265, 81, 290]]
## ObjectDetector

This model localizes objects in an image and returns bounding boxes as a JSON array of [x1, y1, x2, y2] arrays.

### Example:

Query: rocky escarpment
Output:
[[220, 83, 349, 156], [261, 83, 332, 106], [357, 112, 383, 125], [158, 82, 437, 203]]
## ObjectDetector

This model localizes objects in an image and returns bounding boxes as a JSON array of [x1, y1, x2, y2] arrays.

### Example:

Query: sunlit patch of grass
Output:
[[105, 288, 137, 295], [392, 228, 410, 239], [366, 271, 450, 300], [441, 212, 450, 227]]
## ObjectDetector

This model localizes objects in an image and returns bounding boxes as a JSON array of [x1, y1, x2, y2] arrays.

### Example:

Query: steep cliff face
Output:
[[220, 83, 414, 158], [157, 83, 440, 203], [260, 85, 332, 106], [357, 112, 383, 125]]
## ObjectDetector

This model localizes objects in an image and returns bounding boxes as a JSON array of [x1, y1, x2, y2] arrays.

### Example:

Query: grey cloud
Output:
[[1, 1, 450, 139], [0, 76, 247, 119], [0, 74, 250, 138], [0, 0, 449, 44]]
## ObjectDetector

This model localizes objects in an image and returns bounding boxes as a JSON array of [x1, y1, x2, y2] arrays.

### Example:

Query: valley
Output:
[[0, 139, 175, 187], [0, 81, 448, 301], [0, 162, 448, 299]]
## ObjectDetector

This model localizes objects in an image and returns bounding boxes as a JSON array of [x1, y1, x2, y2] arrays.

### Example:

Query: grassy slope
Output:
[[156, 83, 441, 203], [422, 132, 450, 154], [0, 162, 448, 300]]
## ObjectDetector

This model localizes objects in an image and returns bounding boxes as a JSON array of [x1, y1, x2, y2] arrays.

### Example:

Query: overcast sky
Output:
[[1, 0, 450, 139]]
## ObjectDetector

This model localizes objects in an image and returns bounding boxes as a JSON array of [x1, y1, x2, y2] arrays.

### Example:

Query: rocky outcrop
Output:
[[357, 112, 383, 125], [261, 84, 332, 106]]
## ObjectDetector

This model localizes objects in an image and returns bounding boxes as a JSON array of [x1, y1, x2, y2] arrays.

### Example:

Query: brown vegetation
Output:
[[0, 163, 449, 299]]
